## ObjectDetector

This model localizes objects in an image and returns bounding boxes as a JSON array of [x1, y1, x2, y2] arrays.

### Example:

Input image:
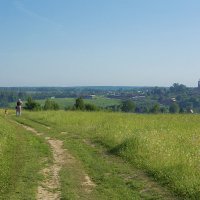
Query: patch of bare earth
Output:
[[20, 124, 95, 199], [82, 175, 96, 193], [21, 124, 64, 199]]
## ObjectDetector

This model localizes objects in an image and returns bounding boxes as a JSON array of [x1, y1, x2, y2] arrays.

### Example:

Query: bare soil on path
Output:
[[19, 123, 95, 200]]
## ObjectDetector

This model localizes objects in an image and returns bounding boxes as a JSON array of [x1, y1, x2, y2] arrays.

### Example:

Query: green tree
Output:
[[85, 103, 99, 111], [25, 97, 41, 111], [74, 97, 85, 110], [160, 106, 168, 113], [169, 103, 180, 113], [179, 107, 185, 113], [170, 83, 187, 93], [150, 104, 160, 113], [44, 99, 59, 110], [121, 100, 135, 113]]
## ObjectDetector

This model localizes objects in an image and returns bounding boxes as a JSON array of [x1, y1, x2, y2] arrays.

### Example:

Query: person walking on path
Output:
[[16, 99, 23, 116]]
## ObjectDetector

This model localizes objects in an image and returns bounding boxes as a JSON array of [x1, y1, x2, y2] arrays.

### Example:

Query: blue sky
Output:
[[1, 0, 200, 87]]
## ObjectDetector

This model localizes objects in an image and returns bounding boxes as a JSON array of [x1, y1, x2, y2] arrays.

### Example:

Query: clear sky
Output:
[[1, 0, 200, 87]]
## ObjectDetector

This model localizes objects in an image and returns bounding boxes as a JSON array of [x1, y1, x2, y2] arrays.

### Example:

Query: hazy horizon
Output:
[[0, 84, 197, 88], [1, 0, 200, 87]]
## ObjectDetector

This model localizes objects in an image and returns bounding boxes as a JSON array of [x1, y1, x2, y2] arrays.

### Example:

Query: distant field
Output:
[[18, 111, 200, 199], [38, 97, 121, 109], [9, 96, 121, 109]]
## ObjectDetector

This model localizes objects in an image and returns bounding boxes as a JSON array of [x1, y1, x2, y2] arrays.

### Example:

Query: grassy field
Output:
[[12, 111, 200, 199], [9, 96, 121, 110], [2, 110, 200, 199], [12, 112, 173, 199], [0, 111, 51, 199]]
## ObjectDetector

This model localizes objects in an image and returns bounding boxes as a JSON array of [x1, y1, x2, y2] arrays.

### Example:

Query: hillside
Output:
[[1, 110, 200, 199]]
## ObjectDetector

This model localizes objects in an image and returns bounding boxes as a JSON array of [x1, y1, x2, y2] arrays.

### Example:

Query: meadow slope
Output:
[[13, 111, 200, 199]]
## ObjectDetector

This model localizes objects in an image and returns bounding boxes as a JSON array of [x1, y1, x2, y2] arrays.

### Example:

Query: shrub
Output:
[[150, 104, 160, 114], [43, 99, 59, 110], [85, 103, 99, 111], [74, 97, 85, 110], [169, 103, 180, 113], [25, 97, 41, 111], [121, 100, 135, 113]]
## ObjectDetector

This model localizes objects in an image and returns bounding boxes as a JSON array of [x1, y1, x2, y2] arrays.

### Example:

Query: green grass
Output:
[[14, 111, 174, 199], [15, 111, 200, 199], [0, 113, 51, 199]]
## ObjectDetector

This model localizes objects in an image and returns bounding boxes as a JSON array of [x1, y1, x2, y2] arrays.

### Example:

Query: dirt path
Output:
[[18, 123, 96, 200], [21, 124, 65, 200]]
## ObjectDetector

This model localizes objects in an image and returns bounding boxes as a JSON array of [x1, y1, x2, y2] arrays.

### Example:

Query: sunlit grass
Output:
[[0, 113, 51, 199], [22, 111, 200, 198]]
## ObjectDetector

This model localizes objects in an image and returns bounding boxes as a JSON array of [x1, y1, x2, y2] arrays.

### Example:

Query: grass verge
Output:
[[0, 115, 51, 199]]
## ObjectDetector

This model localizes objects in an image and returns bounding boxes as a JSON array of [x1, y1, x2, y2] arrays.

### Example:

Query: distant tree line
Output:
[[1, 83, 200, 113], [24, 97, 99, 112], [14, 96, 197, 114], [0, 91, 26, 107], [107, 100, 189, 114]]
